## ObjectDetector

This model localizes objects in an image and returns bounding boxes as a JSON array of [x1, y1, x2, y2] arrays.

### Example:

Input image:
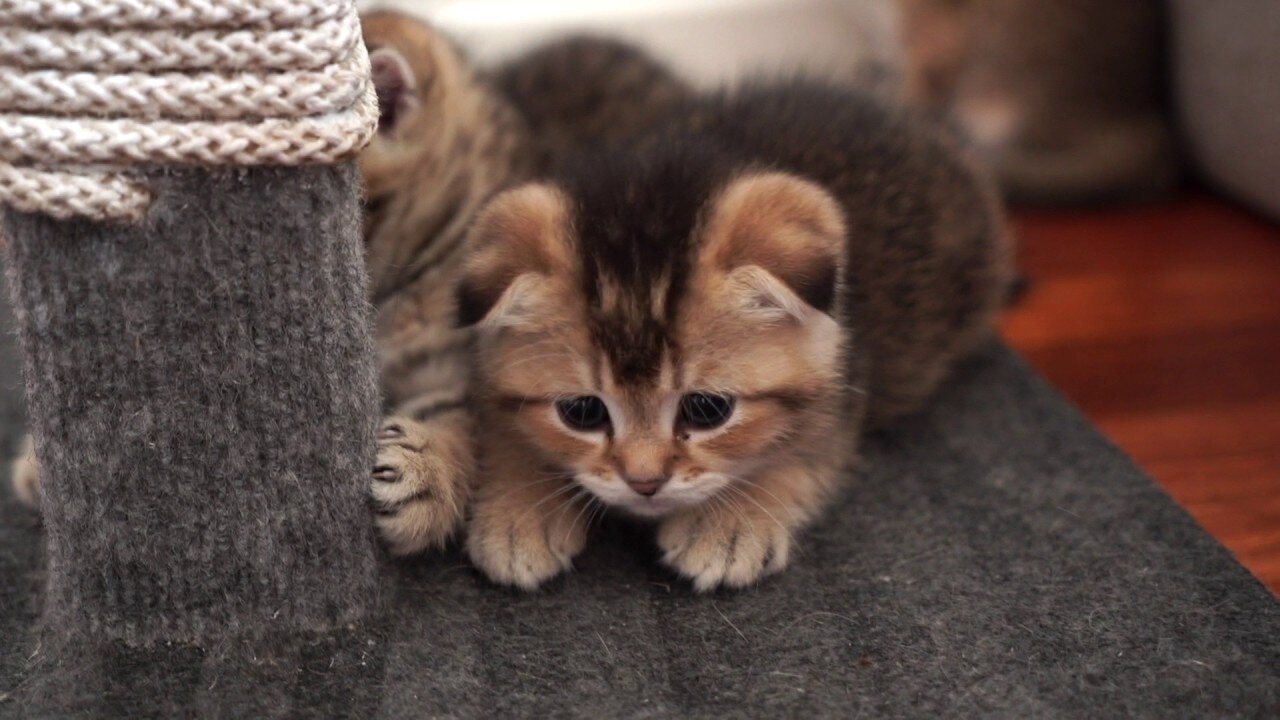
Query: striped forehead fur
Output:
[[559, 139, 735, 385]]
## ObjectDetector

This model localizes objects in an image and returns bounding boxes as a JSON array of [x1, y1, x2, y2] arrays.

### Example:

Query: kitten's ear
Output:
[[457, 184, 574, 328], [701, 172, 846, 319], [369, 46, 421, 134]]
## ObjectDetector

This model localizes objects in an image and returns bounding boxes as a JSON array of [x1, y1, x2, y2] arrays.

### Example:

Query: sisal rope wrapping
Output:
[[0, 15, 362, 72], [0, 0, 376, 222], [0, 163, 151, 221], [1, 90, 379, 167], [0, 0, 346, 30], [0, 54, 370, 120]]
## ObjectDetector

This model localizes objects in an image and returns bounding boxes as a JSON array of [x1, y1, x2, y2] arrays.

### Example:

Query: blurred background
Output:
[[361, 0, 1280, 593]]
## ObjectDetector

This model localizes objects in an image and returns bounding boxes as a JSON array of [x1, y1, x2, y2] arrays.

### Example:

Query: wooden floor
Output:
[[1002, 194, 1280, 595]]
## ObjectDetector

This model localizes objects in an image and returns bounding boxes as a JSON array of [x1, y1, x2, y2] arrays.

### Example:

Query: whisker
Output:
[[551, 488, 589, 527], [565, 492, 597, 546], [498, 350, 570, 373], [724, 483, 791, 539], [726, 473, 792, 514], [722, 490, 755, 530], [698, 490, 725, 521], [485, 474, 566, 508], [512, 480, 579, 525], [588, 498, 608, 530]]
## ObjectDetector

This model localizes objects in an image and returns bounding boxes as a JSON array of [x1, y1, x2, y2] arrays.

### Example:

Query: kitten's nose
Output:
[[625, 477, 667, 497]]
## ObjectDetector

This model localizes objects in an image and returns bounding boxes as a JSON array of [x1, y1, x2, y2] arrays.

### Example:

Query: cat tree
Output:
[[0, 0, 381, 647]]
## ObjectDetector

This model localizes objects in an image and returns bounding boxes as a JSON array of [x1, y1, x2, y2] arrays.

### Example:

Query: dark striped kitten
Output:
[[489, 36, 693, 169], [357, 12, 525, 555], [458, 82, 1013, 590]]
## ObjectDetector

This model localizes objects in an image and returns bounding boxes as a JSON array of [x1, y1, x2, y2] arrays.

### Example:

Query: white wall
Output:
[[358, 0, 903, 90]]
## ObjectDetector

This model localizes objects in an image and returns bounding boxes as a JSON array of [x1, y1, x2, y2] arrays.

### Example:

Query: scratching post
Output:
[[2, 167, 380, 643], [0, 0, 379, 645]]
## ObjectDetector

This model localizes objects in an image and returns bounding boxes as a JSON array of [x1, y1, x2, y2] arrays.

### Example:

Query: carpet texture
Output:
[[0, 259, 1277, 713], [0, 165, 381, 648]]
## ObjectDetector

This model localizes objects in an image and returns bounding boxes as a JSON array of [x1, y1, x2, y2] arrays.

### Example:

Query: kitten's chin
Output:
[[575, 473, 725, 519], [613, 497, 681, 520], [576, 481, 685, 520]]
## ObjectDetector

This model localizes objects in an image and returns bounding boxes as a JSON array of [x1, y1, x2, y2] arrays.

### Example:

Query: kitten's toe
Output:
[[10, 435, 41, 509], [370, 416, 471, 556], [467, 495, 588, 590], [658, 508, 791, 592]]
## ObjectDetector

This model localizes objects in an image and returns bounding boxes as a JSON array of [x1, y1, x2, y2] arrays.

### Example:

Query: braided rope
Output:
[[0, 0, 345, 29], [0, 54, 368, 119], [0, 15, 360, 72], [0, 163, 150, 221], [0, 0, 375, 222], [1, 89, 377, 166]]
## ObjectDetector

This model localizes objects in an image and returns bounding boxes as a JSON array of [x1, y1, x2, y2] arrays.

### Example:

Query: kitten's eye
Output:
[[679, 393, 735, 430], [556, 396, 610, 431]]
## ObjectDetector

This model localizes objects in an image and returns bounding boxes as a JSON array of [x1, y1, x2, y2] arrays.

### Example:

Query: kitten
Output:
[[458, 81, 1012, 591], [355, 14, 690, 555], [488, 36, 693, 170], [354, 11, 533, 555], [900, 0, 1178, 205]]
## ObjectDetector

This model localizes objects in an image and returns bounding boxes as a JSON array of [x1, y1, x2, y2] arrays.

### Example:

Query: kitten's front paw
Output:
[[658, 500, 792, 592], [371, 417, 472, 556], [10, 435, 41, 509], [466, 485, 589, 590]]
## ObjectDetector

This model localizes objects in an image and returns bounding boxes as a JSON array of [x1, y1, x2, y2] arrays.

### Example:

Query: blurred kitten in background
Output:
[[901, 0, 1179, 205], [489, 37, 693, 171]]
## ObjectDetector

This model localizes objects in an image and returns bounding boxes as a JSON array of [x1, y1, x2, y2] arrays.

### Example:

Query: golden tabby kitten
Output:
[[458, 81, 1012, 591]]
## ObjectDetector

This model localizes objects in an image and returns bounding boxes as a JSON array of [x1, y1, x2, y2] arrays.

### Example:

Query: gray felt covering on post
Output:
[[1, 296, 1277, 714], [0, 165, 380, 646]]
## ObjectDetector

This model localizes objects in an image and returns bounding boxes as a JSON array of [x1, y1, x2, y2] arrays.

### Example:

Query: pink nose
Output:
[[626, 478, 666, 497]]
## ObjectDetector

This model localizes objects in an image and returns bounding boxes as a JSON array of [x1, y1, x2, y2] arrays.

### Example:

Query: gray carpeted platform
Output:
[[0, 268, 1276, 717]]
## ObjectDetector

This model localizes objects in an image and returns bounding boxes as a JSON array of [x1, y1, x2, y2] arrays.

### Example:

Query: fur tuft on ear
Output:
[[725, 265, 813, 322], [700, 172, 846, 315], [369, 46, 420, 134], [456, 184, 575, 327]]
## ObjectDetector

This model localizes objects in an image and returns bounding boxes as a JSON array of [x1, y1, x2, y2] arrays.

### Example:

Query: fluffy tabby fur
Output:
[[459, 82, 1012, 590], [358, 12, 526, 554]]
